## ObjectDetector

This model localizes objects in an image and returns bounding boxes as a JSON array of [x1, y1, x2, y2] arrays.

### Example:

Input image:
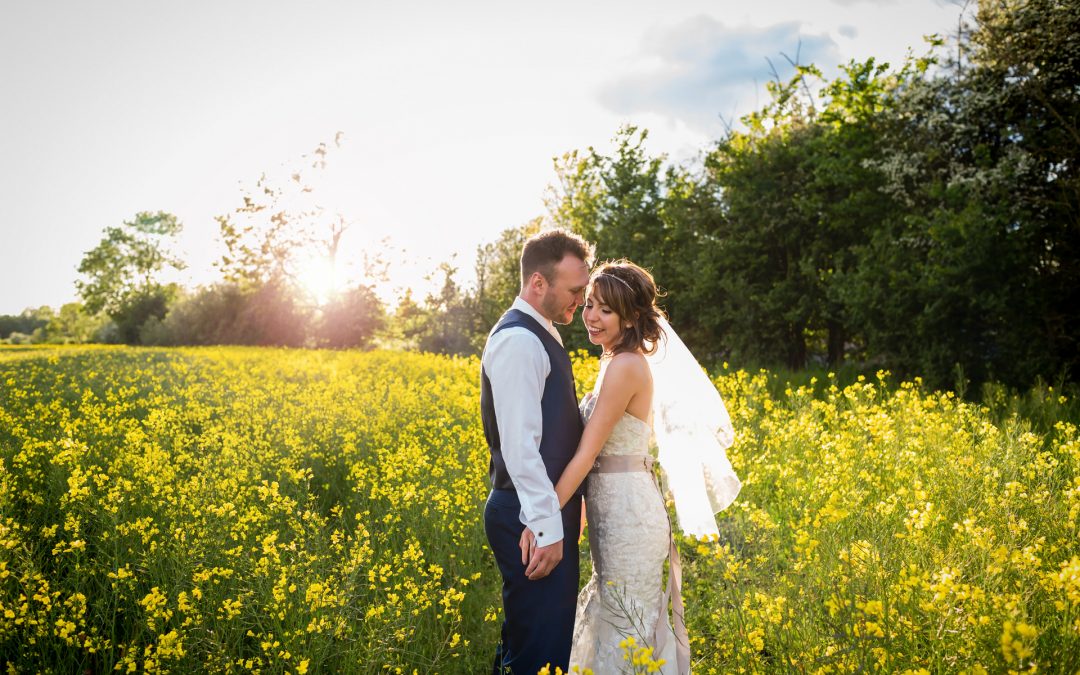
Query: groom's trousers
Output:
[[485, 488, 581, 675]]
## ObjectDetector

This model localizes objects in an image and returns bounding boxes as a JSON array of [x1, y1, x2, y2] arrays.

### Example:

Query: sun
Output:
[[295, 256, 341, 306]]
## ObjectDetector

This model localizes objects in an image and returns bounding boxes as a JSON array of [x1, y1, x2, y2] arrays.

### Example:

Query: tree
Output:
[[549, 126, 667, 267], [547, 126, 703, 353], [386, 288, 427, 350], [968, 0, 1080, 382], [845, 0, 1080, 388], [0, 308, 50, 341], [76, 211, 185, 344], [414, 262, 476, 355], [211, 134, 396, 347], [315, 284, 384, 349], [472, 219, 542, 344], [216, 134, 352, 291], [143, 281, 310, 347], [706, 117, 820, 369], [37, 303, 110, 344]]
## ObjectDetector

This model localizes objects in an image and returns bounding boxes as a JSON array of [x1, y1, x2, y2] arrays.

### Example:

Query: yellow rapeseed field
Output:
[[0, 345, 1077, 673]]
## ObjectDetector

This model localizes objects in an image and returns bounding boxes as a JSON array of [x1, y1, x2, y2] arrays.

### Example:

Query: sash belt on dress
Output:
[[590, 454, 691, 674]]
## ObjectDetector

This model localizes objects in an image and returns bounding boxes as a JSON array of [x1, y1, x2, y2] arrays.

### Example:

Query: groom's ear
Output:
[[527, 271, 547, 292]]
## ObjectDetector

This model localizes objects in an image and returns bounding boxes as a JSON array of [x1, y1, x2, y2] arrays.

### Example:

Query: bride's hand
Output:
[[580, 498, 587, 542], [519, 527, 536, 565]]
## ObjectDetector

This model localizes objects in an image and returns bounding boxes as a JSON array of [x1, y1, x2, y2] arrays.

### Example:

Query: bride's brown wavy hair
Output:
[[587, 260, 666, 356]]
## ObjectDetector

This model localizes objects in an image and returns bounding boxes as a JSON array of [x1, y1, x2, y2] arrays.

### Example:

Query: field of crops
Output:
[[0, 345, 1077, 673]]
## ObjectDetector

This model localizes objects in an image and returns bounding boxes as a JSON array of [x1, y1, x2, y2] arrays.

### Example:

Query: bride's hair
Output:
[[588, 260, 666, 356]]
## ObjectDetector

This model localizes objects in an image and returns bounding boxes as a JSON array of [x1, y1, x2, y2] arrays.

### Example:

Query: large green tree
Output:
[[547, 126, 710, 352], [845, 0, 1080, 388], [705, 102, 822, 369], [701, 59, 913, 369], [76, 211, 185, 344]]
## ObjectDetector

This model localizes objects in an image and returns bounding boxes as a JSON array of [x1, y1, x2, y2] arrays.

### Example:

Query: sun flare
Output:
[[295, 256, 340, 305]]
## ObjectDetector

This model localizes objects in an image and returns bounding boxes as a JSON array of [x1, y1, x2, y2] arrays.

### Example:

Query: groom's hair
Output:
[[520, 229, 594, 287]]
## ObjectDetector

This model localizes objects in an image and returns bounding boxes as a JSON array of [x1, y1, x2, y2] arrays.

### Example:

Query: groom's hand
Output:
[[524, 539, 563, 580], [519, 528, 536, 565]]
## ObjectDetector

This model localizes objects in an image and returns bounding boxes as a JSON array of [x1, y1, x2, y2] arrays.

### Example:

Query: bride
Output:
[[520, 260, 741, 674]]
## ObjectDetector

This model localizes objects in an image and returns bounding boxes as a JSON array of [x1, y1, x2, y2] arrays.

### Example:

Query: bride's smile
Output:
[[582, 294, 623, 349]]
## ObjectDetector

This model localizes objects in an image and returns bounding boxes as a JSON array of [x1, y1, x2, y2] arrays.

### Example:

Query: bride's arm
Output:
[[554, 354, 644, 508]]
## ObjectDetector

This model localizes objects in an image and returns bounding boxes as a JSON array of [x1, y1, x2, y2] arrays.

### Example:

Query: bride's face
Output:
[[582, 288, 624, 351]]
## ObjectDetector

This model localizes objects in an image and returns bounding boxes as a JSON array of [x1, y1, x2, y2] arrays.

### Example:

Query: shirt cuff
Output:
[[526, 512, 564, 547]]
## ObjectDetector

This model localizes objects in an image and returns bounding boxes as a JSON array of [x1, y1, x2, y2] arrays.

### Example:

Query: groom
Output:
[[481, 228, 593, 674]]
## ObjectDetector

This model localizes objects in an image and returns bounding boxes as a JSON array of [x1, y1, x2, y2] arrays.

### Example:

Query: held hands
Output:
[[518, 527, 562, 580]]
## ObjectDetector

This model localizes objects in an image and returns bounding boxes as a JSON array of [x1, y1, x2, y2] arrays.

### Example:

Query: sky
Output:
[[0, 0, 964, 314]]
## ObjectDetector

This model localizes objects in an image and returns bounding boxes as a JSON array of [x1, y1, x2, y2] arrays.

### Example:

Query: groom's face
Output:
[[541, 254, 590, 325]]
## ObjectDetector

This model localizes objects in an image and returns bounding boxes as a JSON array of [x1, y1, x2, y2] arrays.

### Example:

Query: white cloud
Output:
[[598, 16, 842, 134]]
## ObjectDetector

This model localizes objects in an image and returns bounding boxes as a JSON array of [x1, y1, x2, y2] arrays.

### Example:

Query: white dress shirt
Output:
[[482, 297, 566, 547]]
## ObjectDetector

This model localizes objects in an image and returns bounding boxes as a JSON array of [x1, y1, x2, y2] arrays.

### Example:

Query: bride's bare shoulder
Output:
[[604, 351, 650, 382]]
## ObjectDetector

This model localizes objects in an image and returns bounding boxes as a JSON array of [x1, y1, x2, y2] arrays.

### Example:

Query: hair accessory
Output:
[[598, 272, 634, 292]]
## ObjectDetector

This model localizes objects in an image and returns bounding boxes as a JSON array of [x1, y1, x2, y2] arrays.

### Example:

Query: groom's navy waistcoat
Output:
[[481, 309, 584, 491]]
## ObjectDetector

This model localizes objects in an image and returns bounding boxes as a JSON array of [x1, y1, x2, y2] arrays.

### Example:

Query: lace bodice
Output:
[[579, 392, 652, 457]]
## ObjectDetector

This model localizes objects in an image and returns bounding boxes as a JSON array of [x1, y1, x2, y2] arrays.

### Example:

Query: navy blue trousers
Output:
[[485, 489, 580, 675]]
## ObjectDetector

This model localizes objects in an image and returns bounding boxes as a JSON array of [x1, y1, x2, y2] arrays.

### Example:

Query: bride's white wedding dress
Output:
[[570, 392, 686, 674]]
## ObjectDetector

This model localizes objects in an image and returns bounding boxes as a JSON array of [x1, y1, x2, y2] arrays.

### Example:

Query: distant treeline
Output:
[[5, 0, 1077, 391]]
